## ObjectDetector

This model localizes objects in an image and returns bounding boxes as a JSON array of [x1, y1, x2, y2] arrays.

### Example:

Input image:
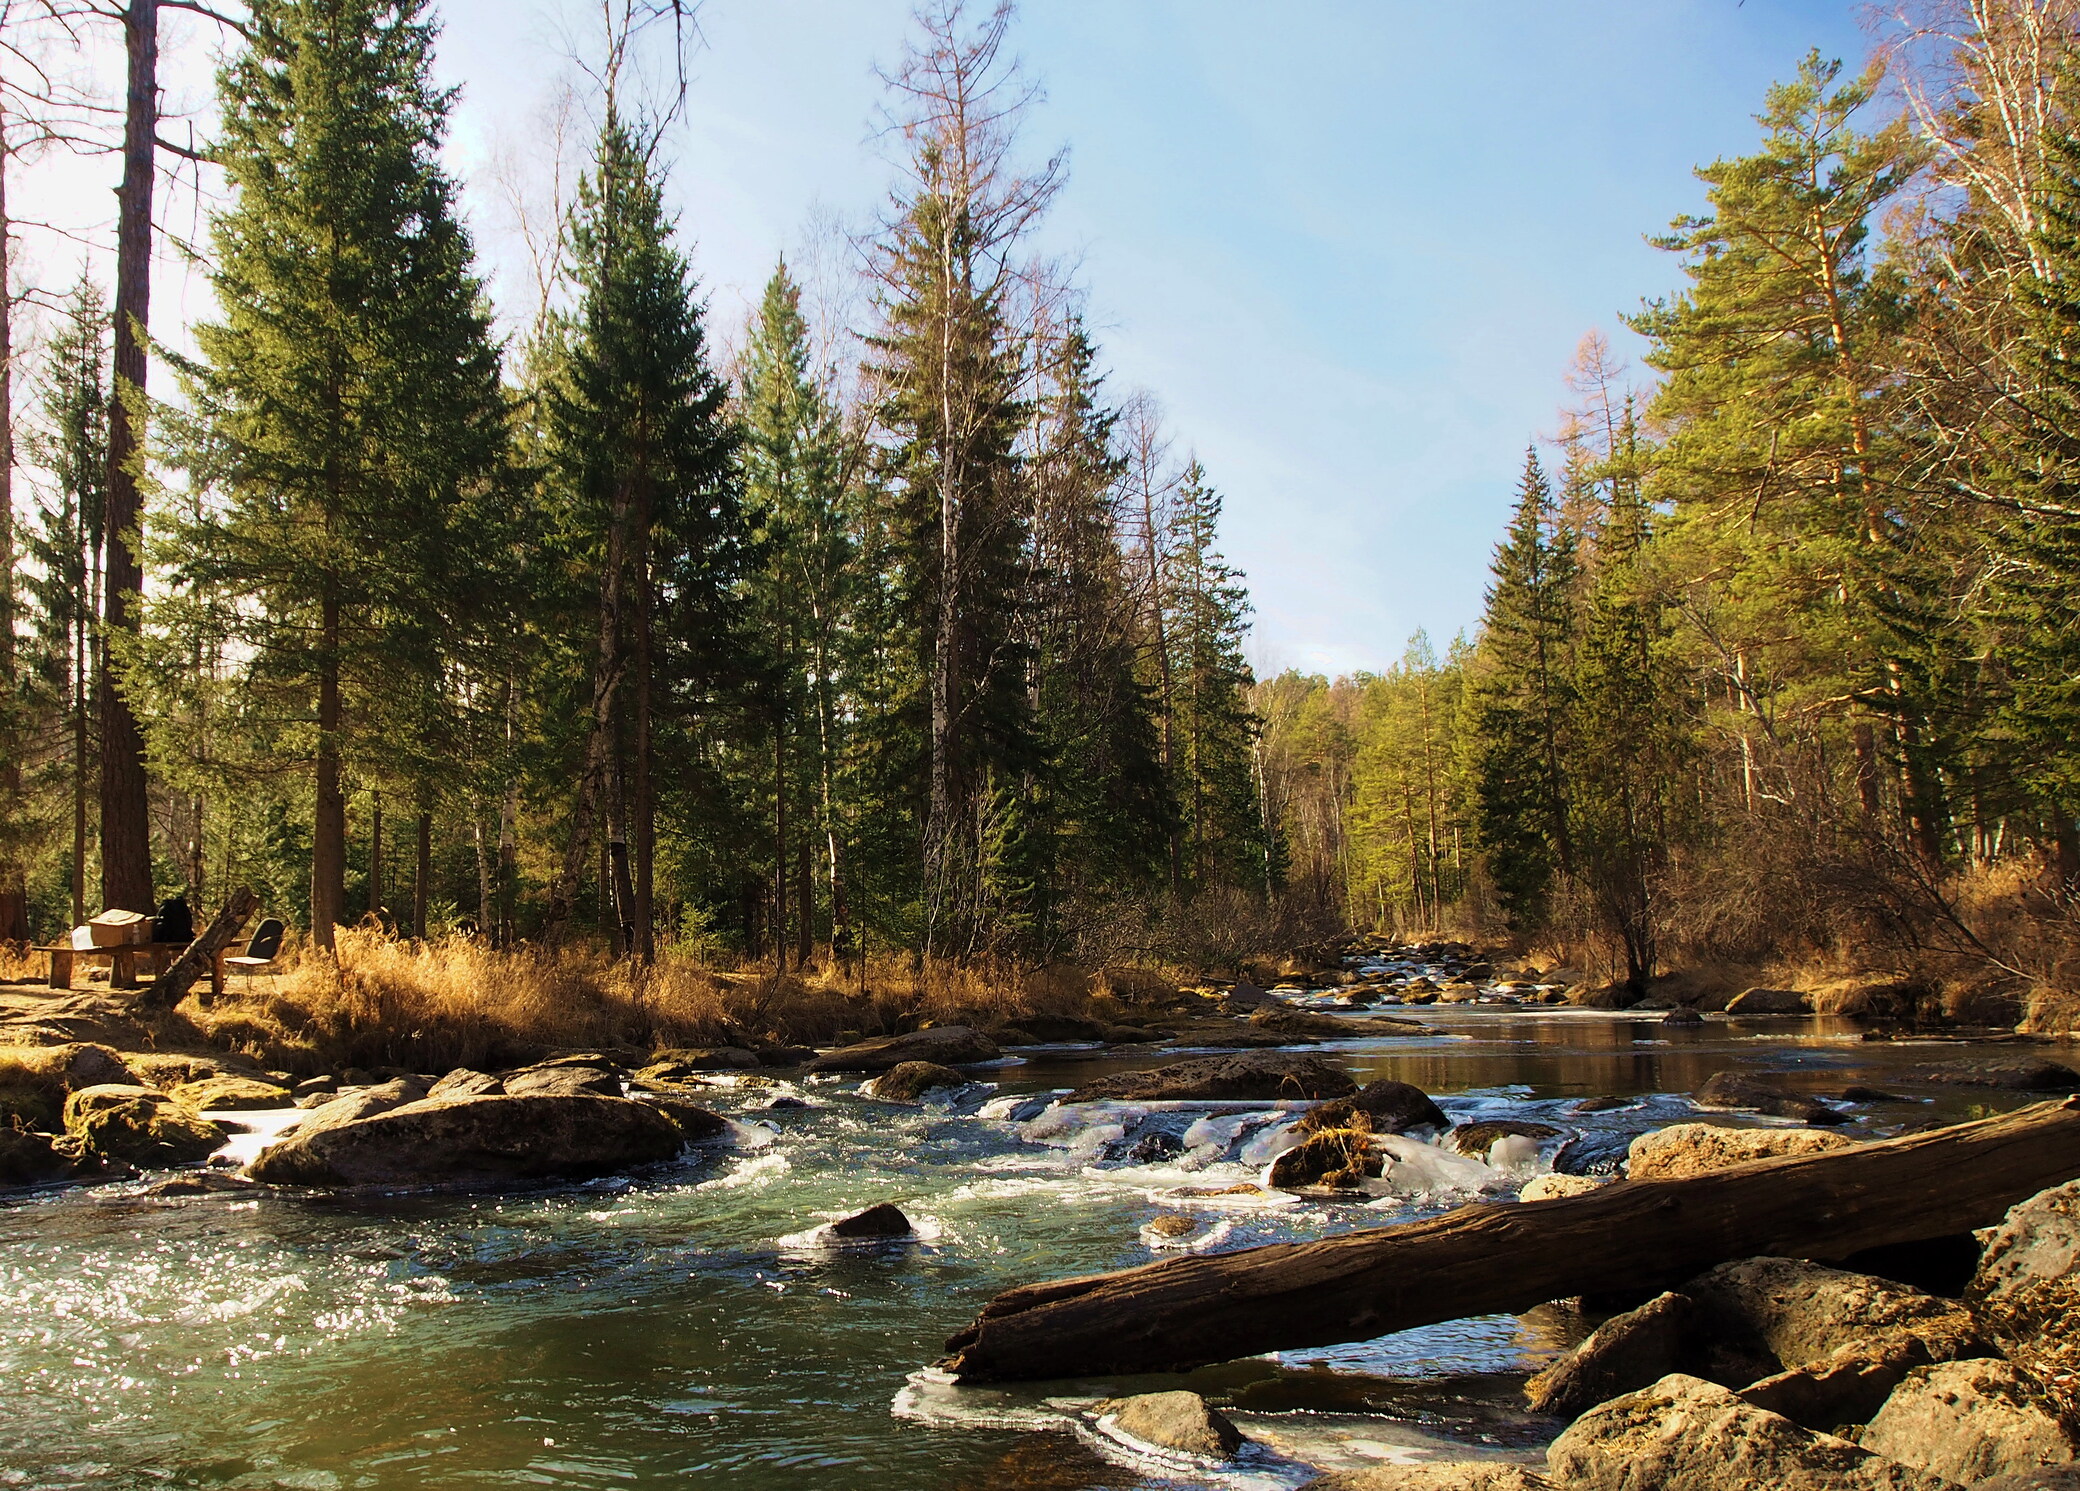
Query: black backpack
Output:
[[153, 896, 195, 946]]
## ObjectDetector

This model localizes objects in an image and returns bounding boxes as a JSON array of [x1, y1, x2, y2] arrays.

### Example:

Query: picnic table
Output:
[[35, 941, 235, 996]]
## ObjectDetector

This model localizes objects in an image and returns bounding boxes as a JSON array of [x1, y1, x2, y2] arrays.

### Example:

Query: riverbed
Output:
[[2, 1007, 2068, 1490]]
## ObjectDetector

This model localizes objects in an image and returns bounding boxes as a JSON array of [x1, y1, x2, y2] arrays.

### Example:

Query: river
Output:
[[2, 1000, 2067, 1490]]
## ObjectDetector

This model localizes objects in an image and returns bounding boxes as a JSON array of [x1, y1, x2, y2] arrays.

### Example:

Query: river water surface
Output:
[[2, 1004, 2069, 1490]]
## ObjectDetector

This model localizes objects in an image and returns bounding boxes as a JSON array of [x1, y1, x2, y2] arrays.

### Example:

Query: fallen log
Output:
[[136, 886, 258, 1012], [940, 1096, 2080, 1383]]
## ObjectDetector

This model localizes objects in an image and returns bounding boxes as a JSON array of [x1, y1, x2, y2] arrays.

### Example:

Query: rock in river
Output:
[[1627, 1123, 1857, 1181], [1526, 1291, 1702, 1419], [1908, 1058, 2080, 1092], [245, 1093, 684, 1187], [1093, 1390, 1242, 1459], [1063, 1052, 1355, 1104], [1859, 1358, 2080, 1487], [828, 1202, 912, 1238], [1547, 1373, 1956, 1490], [500, 1063, 622, 1098], [1297, 1078, 1447, 1135], [805, 1026, 1001, 1073], [1694, 1072, 1851, 1125], [1725, 988, 1812, 1015], [1683, 1257, 1984, 1387], [865, 1061, 966, 1102]]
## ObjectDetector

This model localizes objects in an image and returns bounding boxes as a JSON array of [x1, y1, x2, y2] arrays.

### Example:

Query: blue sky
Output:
[[33, 0, 1881, 677]]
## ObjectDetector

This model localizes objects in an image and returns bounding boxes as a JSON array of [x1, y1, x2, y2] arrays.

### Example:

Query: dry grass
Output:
[[179, 927, 1145, 1078]]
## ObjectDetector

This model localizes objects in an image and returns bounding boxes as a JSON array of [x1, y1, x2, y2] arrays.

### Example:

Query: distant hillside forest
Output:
[[6, 2, 2080, 993]]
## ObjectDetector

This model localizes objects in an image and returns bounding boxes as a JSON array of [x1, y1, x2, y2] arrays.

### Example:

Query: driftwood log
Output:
[[941, 1096, 2080, 1383], [136, 886, 258, 1012]]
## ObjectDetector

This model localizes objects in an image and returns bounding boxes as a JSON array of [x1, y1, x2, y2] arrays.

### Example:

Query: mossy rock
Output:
[[62, 1085, 225, 1167], [171, 1075, 294, 1111], [0, 1082, 59, 1131], [0, 1127, 73, 1186]]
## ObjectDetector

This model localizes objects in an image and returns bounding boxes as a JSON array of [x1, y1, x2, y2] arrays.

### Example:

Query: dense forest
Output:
[[5, 0, 2080, 997]]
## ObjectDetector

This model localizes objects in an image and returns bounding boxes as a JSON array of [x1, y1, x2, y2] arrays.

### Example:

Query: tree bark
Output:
[[366, 789, 382, 920], [136, 884, 256, 1012], [311, 584, 344, 950], [940, 1098, 2080, 1383], [0, 114, 24, 945], [413, 807, 430, 939], [99, 0, 160, 915], [773, 716, 788, 973], [633, 546, 654, 963]]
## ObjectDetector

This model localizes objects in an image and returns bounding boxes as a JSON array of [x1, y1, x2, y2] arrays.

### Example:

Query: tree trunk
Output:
[[99, 0, 160, 916], [940, 1098, 2080, 1384], [1853, 719, 1881, 819], [774, 716, 788, 973], [796, 833, 813, 969], [136, 884, 256, 1012], [311, 585, 345, 950], [633, 553, 654, 963], [413, 807, 430, 939], [366, 789, 383, 920], [0, 117, 24, 945]]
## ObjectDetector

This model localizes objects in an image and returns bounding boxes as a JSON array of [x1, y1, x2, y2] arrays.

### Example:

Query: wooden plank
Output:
[[938, 1097, 2080, 1383]]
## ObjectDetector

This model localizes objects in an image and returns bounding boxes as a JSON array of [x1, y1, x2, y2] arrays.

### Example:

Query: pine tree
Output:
[[740, 256, 851, 964], [536, 115, 745, 957], [1165, 462, 1262, 892], [1469, 446, 1577, 922], [184, 0, 507, 948]]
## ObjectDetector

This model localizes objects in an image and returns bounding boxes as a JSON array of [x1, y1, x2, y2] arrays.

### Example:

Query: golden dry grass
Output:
[[179, 927, 1146, 1077]]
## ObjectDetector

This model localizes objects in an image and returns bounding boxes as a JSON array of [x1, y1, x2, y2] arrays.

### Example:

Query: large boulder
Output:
[[828, 1202, 912, 1238], [1093, 1390, 1242, 1459], [1694, 1072, 1851, 1125], [630, 1094, 729, 1141], [1298, 1079, 1446, 1135], [1063, 1052, 1356, 1104], [1726, 988, 1812, 1016], [1268, 1126, 1381, 1190], [1684, 1258, 1983, 1387], [1545, 1373, 1959, 1490], [61, 1085, 224, 1167], [1628, 1123, 1857, 1181], [806, 1026, 1001, 1074], [1859, 1359, 2080, 1487], [171, 1074, 293, 1110], [1527, 1291, 1701, 1418], [245, 1093, 683, 1187], [499, 1063, 621, 1098], [0, 1127, 74, 1186], [1970, 1180, 2080, 1405], [290, 1078, 430, 1141], [1300, 1468, 1551, 1490], [427, 1069, 504, 1100], [865, 1061, 966, 1102]]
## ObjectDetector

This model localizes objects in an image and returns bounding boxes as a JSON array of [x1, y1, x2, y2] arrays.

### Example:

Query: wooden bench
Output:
[[37, 941, 187, 992]]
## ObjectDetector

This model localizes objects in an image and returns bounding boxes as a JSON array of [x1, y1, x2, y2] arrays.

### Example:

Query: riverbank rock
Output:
[[1527, 1291, 1701, 1418], [1546, 1374, 1957, 1490], [1522, 1172, 1608, 1201], [61, 1084, 225, 1167], [1909, 1058, 2080, 1092], [637, 1048, 761, 1079], [1300, 1467, 1552, 1490], [171, 1074, 292, 1110], [1859, 1359, 2080, 1486], [1727, 988, 1812, 1015], [0, 1127, 73, 1185], [428, 1069, 503, 1100], [245, 1093, 683, 1187], [1250, 1005, 1363, 1039], [1627, 1123, 1857, 1180], [1299, 1079, 1448, 1135], [1970, 1179, 2080, 1404], [865, 1061, 966, 1101], [1684, 1257, 1983, 1389], [828, 1202, 912, 1238], [1695, 1072, 1851, 1125], [290, 1078, 429, 1140], [1093, 1390, 1242, 1459], [1003, 1013, 1107, 1043], [1064, 1052, 1356, 1104], [806, 1026, 1001, 1073]]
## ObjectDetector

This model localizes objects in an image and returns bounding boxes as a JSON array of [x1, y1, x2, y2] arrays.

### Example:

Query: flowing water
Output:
[[2, 1000, 2070, 1490]]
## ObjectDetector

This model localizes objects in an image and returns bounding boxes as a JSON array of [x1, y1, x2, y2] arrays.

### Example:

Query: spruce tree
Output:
[[1469, 446, 1576, 922], [536, 116, 745, 956], [185, 0, 506, 948]]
